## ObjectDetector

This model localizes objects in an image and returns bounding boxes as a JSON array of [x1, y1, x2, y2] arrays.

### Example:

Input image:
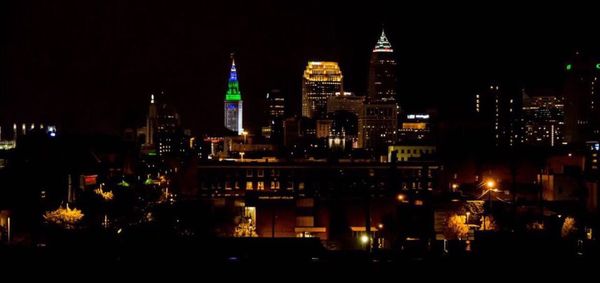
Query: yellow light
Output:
[[485, 180, 496, 189], [378, 223, 384, 229], [360, 234, 370, 244], [397, 194, 406, 201], [451, 183, 459, 190]]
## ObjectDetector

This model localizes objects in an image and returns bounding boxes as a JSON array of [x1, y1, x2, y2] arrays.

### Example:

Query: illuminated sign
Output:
[[402, 122, 427, 130], [81, 175, 98, 187], [406, 114, 430, 120]]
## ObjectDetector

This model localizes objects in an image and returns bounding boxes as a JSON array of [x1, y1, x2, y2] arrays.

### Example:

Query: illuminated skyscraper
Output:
[[521, 92, 565, 147], [224, 55, 244, 135], [367, 29, 397, 102], [262, 89, 285, 143], [474, 84, 518, 148], [563, 51, 600, 144], [302, 62, 343, 119], [360, 29, 399, 152]]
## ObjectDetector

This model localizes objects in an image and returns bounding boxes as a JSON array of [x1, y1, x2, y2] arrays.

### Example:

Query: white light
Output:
[[360, 234, 370, 244]]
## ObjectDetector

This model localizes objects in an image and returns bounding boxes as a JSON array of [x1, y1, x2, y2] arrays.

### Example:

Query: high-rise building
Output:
[[262, 89, 285, 142], [368, 29, 397, 102], [141, 91, 190, 159], [521, 91, 565, 147], [474, 84, 518, 148], [563, 51, 600, 144], [302, 62, 343, 119], [359, 102, 398, 150], [224, 55, 244, 135], [360, 29, 399, 152]]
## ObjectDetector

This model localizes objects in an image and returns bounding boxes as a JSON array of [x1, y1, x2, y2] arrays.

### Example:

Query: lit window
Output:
[[246, 182, 253, 190], [257, 182, 265, 190]]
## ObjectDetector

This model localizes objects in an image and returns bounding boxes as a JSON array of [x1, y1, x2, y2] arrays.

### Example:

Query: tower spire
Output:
[[224, 53, 244, 134], [226, 54, 241, 101], [373, 28, 393, 53]]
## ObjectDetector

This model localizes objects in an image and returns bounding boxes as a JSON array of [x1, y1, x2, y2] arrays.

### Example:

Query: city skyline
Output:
[[2, 1, 600, 270], [3, 1, 600, 136]]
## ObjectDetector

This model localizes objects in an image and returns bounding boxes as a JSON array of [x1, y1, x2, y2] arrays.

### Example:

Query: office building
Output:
[[563, 51, 600, 144], [302, 62, 343, 119], [225, 55, 244, 135], [521, 91, 565, 147], [367, 29, 398, 102], [262, 89, 285, 143], [474, 84, 518, 148]]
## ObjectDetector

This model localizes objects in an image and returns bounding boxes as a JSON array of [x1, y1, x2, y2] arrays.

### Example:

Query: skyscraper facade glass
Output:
[[302, 62, 343, 119]]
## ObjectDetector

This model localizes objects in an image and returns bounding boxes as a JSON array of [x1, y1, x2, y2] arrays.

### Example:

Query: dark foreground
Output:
[[1, 236, 598, 279]]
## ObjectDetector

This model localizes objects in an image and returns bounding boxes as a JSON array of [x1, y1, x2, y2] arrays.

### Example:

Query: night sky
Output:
[[2, 1, 599, 135]]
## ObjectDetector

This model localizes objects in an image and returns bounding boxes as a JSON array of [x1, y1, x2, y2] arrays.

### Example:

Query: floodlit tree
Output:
[[94, 187, 114, 201], [43, 204, 84, 229], [444, 214, 469, 240], [234, 216, 258, 237], [561, 217, 577, 238]]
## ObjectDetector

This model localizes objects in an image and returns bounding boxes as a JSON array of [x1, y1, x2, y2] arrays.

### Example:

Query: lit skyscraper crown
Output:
[[303, 62, 343, 82], [373, 29, 393, 53], [225, 55, 242, 101]]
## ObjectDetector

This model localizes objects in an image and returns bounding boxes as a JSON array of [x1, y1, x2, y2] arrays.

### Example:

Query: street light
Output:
[[242, 130, 248, 144], [397, 194, 406, 202], [485, 180, 496, 190], [484, 179, 496, 230], [360, 234, 370, 245]]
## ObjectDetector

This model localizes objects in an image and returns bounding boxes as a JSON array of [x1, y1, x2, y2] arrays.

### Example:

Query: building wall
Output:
[[193, 162, 440, 243]]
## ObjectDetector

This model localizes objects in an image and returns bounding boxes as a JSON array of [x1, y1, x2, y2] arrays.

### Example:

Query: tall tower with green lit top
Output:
[[224, 54, 243, 135]]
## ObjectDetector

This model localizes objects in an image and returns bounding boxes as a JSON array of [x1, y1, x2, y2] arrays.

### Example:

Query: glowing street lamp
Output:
[[485, 179, 496, 190], [360, 234, 370, 245], [483, 179, 496, 231], [397, 194, 406, 202], [242, 130, 248, 144]]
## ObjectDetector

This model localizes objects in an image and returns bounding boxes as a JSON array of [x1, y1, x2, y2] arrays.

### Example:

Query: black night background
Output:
[[2, 1, 598, 134]]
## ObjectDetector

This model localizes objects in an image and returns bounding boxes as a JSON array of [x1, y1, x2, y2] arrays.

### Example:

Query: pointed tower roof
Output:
[[225, 54, 242, 101], [373, 29, 393, 53]]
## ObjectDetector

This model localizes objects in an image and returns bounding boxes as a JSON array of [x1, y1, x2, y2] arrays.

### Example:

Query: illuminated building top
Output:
[[303, 62, 343, 82], [373, 29, 393, 53], [225, 56, 242, 101]]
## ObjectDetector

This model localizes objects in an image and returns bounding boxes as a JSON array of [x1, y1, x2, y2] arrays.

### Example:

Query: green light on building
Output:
[[225, 58, 242, 101], [225, 81, 241, 101], [596, 63, 600, 70], [566, 64, 573, 71]]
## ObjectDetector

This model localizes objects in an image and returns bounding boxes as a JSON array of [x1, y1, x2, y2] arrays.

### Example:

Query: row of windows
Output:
[[223, 181, 302, 190], [205, 180, 434, 191]]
